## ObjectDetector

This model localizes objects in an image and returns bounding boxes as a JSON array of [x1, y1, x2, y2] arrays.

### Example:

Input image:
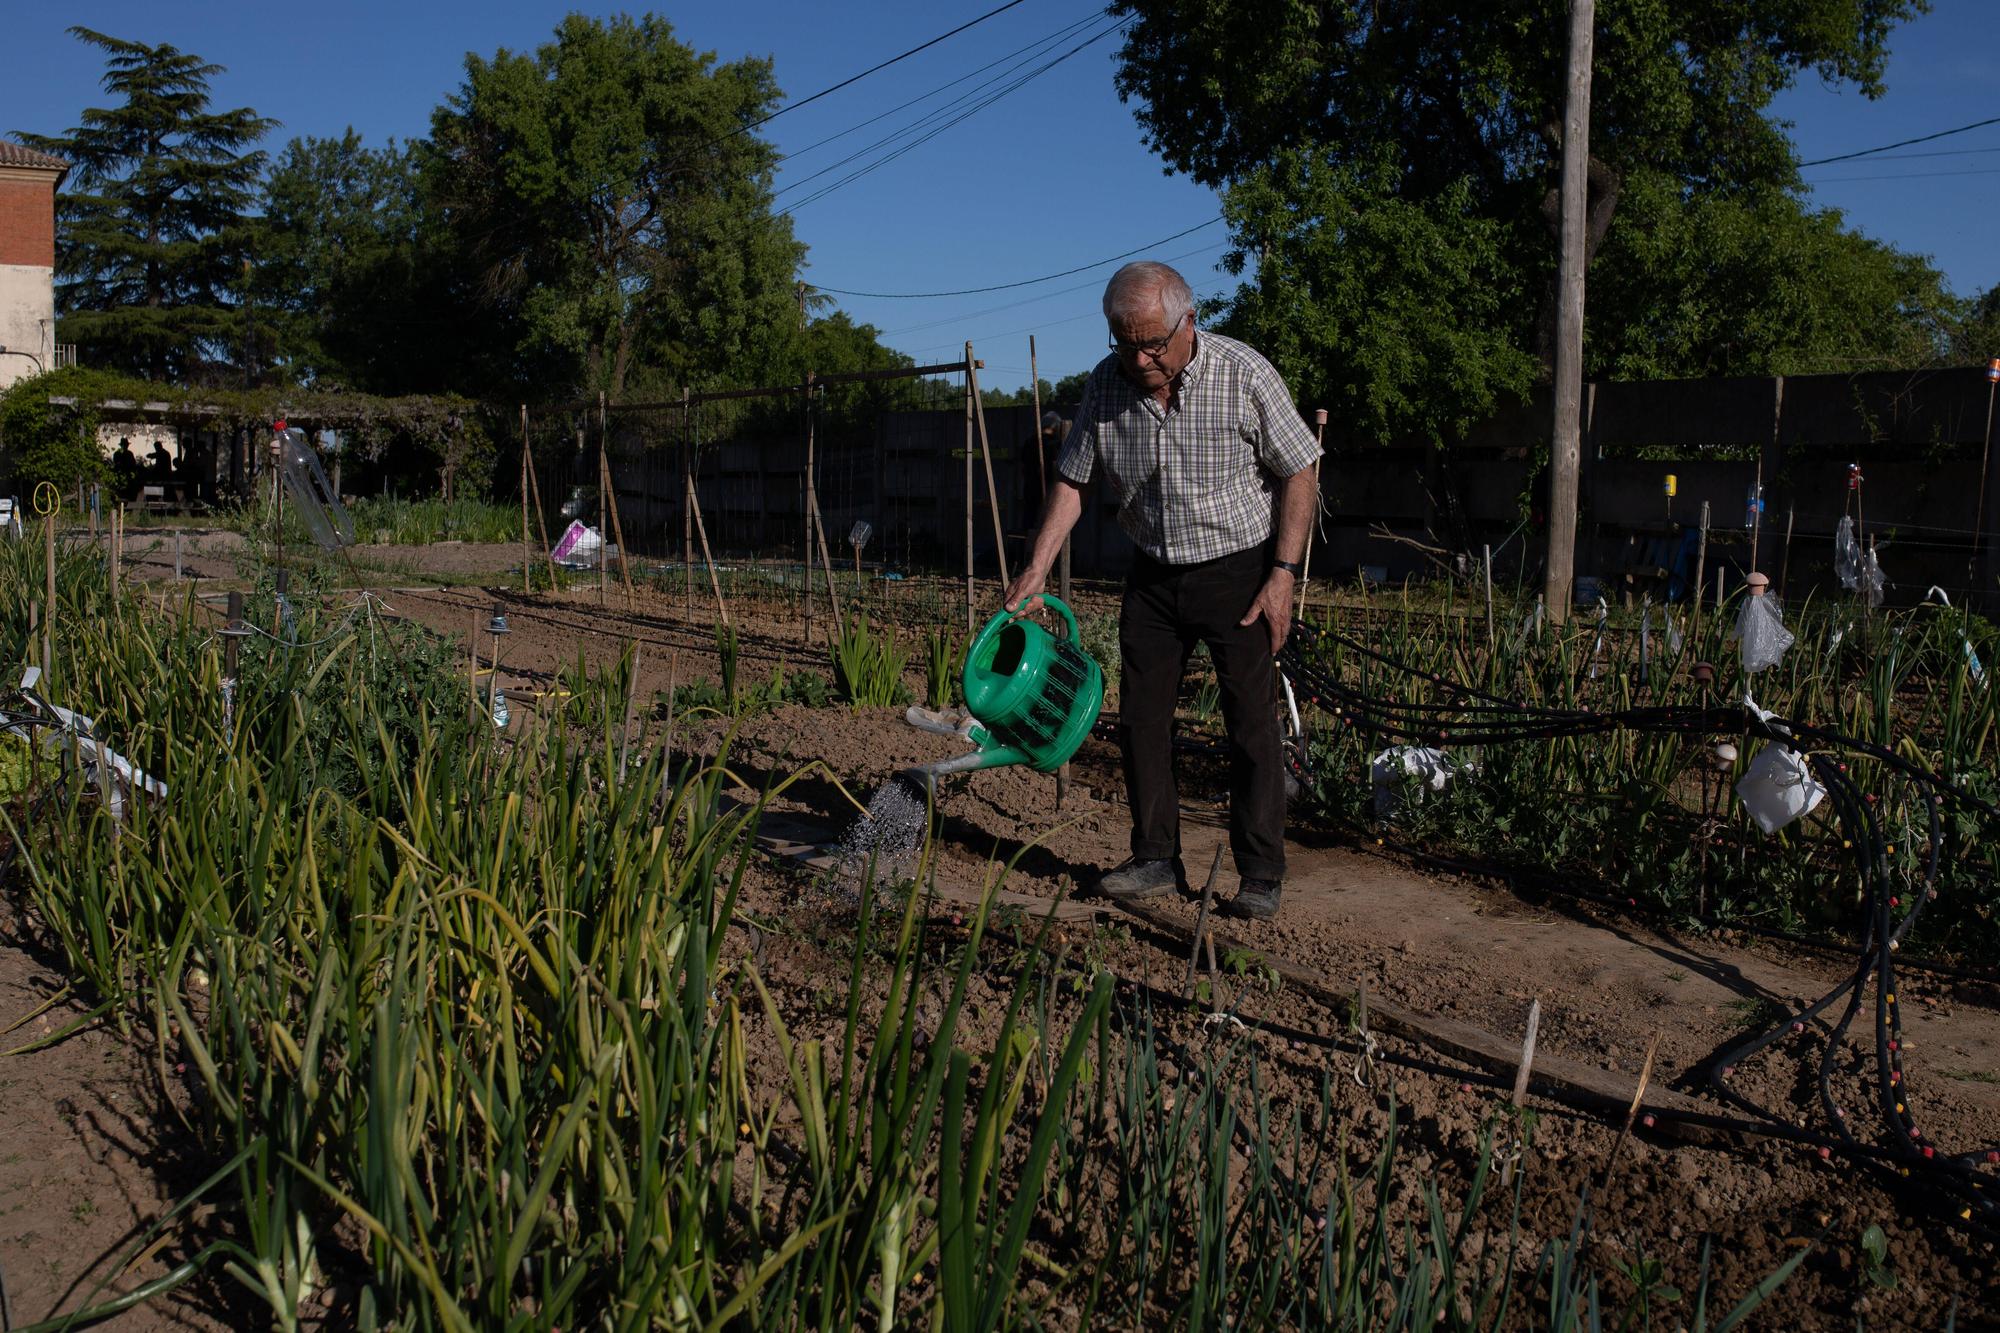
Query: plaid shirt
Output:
[[1056, 331, 1320, 565]]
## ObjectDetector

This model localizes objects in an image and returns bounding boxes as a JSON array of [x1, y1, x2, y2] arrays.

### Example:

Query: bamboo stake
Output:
[[803, 371, 816, 647], [523, 419, 559, 591], [965, 351, 1011, 589], [963, 350, 975, 635], [620, 640, 642, 782], [599, 392, 634, 605], [1779, 506, 1795, 598], [1028, 336, 1047, 498], [690, 480, 732, 629], [519, 406, 533, 595], [43, 514, 55, 679], [1692, 500, 1710, 635], [1501, 997, 1542, 1186], [682, 387, 694, 618], [1483, 543, 1494, 650], [109, 505, 121, 602], [1297, 409, 1328, 618], [470, 609, 483, 722], [811, 485, 845, 644]]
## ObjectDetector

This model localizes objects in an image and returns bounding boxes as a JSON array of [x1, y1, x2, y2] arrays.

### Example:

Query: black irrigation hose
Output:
[[1277, 618, 2000, 1239]]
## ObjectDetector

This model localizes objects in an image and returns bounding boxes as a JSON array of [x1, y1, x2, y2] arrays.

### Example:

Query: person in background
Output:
[[1003, 261, 1319, 921]]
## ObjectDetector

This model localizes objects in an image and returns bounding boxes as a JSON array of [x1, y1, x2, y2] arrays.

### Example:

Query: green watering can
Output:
[[898, 595, 1103, 793]]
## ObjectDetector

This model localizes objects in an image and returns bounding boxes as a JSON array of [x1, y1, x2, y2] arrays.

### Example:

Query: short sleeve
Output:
[[1055, 374, 1098, 485], [1249, 361, 1321, 479]]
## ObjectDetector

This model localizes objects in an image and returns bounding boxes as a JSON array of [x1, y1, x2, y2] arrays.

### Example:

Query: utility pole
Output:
[[1543, 0, 1595, 626]]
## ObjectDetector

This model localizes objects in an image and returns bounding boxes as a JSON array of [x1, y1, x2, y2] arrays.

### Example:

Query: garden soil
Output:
[[3, 536, 1990, 1326]]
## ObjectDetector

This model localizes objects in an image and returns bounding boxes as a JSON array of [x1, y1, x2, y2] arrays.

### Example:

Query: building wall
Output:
[[0, 167, 59, 391]]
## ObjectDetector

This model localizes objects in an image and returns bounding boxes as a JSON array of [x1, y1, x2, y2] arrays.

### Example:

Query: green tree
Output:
[[421, 13, 805, 401], [1109, 0, 1938, 444], [0, 366, 120, 492], [15, 27, 274, 383], [253, 131, 438, 393]]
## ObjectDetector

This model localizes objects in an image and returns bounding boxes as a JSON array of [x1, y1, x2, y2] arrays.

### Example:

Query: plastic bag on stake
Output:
[[1834, 516, 1861, 591], [1733, 585, 1794, 674], [1860, 545, 1887, 609]]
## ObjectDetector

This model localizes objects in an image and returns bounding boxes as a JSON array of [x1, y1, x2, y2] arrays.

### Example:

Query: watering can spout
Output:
[[896, 744, 1030, 798]]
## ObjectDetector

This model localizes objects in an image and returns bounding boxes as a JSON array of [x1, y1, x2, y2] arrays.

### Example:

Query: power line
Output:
[[744, 0, 1032, 137], [777, 18, 1130, 215], [879, 238, 1231, 336], [1801, 145, 2000, 166], [777, 10, 1108, 167], [775, 14, 1120, 201], [815, 216, 1225, 298], [1798, 114, 2000, 167], [1806, 166, 2000, 184]]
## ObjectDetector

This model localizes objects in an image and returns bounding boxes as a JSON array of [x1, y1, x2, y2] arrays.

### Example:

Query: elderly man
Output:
[[1002, 261, 1319, 920]]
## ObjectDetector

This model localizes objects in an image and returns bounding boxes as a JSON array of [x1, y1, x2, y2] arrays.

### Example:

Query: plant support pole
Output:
[[519, 406, 533, 595], [966, 350, 1011, 590], [963, 349, 976, 636], [1297, 409, 1327, 618]]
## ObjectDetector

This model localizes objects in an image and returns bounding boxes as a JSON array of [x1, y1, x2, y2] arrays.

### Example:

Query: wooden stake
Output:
[[682, 387, 694, 617], [43, 515, 55, 678], [966, 351, 1011, 589], [1692, 500, 1710, 634], [471, 609, 483, 722], [1543, 0, 1595, 626], [1298, 408, 1328, 618], [1184, 846, 1227, 996], [1501, 997, 1542, 1186], [519, 405, 533, 595], [109, 505, 121, 602], [1483, 543, 1495, 649], [963, 349, 976, 635], [811, 485, 845, 644], [523, 421, 559, 591], [1779, 506, 1795, 598], [620, 640, 642, 781], [689, 480, 732, 629], [803, 371, 816, 646], [599, 396, 634, 606], [1028, 335, 1048, 499], [1510, 998, 1542, 1108]]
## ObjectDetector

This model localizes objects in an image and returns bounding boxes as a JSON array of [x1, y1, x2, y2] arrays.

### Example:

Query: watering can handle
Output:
[[1007, 592, 1080, 644], [1032, 592, 1080, 644]]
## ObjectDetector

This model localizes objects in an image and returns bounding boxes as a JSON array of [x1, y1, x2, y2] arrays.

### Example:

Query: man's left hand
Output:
[[1239, 570, 1295, 653]]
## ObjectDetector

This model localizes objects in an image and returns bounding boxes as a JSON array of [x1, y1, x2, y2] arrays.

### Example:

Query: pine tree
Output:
[[15, 27, 274, 383]]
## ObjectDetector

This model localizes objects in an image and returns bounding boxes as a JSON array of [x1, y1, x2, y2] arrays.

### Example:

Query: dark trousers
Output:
[[1118, 544, 1285, 881]]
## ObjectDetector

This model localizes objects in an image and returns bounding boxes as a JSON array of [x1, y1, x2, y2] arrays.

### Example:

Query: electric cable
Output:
[[1799, 114, 2000, 167], [819, 217, 1224, 299]]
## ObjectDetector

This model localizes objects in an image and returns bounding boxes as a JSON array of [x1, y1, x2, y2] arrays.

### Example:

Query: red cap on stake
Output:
[[1986, 357, 2000, 382]]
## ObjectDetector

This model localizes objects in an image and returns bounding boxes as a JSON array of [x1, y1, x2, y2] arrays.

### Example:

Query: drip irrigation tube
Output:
[[1277, 617, 2000, 1239]]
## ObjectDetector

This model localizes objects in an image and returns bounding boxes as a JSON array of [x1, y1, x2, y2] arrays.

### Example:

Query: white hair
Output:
[[1102, 261, 1193, 330]]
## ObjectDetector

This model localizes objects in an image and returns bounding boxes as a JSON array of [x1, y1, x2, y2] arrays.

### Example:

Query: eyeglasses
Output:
[[1109, 314, 1189, 360]]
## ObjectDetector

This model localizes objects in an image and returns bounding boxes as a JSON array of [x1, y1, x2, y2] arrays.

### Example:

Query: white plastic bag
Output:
[[1370, 745, 1474, 818], [1734, 594, 1794, 674], [1735, 743, 1824, 835], [1859, 544, 1887, 609], [551, 519, 604, 567], [1834, 516, 1861, 592]]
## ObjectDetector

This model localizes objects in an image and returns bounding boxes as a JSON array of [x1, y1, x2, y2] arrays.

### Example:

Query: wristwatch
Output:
[[1273, 558, 1303, 576]]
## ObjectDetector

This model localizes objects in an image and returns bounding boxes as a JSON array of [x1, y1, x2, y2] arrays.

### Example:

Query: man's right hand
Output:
[[1001, 565, 1048, 614]]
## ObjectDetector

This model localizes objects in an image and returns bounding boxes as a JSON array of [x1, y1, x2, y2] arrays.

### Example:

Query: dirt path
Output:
[[0, 910, 230, 1330]]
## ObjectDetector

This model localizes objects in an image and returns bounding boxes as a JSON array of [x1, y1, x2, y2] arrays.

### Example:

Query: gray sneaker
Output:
[[1095, 857, 1186, 901], [1219, 877, 1282, 920]]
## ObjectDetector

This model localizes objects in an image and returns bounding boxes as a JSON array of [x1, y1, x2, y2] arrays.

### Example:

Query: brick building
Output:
[[0, 140, 68, 391]]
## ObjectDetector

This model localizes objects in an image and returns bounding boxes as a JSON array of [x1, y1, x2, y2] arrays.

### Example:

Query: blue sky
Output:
[[3, 2, 1995, 392]]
